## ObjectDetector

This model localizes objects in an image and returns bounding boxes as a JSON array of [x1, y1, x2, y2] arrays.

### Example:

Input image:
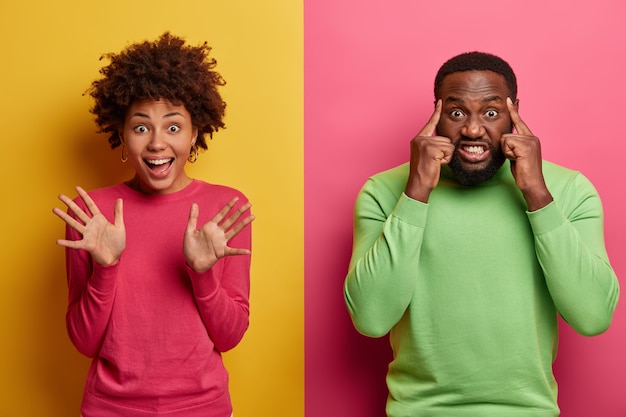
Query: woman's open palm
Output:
[[53, 186, 126, 266], [183, 197, 254, 273]]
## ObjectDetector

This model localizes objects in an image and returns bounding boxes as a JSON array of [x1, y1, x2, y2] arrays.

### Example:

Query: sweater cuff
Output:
[[393, 193, 428, 228], [187, 265, 219, 299], [527, 200, 567, 236], [90, 261, 120, 293]]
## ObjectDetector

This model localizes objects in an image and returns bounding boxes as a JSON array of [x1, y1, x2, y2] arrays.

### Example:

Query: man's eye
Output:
[[168, 125, 181, 133], [134, 125, 148, 133], [485, 110, 498, 118], [451, 110, 464, 118]]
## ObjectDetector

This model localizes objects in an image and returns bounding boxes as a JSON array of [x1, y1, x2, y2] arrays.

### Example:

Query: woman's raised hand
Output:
[[53, 186, 126, 266], [183, 197, 254, 273]]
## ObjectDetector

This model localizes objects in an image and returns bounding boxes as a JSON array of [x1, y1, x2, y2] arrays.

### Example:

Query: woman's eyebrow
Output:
[[163, 112, 185, 118], [129, 111, 185, 119]]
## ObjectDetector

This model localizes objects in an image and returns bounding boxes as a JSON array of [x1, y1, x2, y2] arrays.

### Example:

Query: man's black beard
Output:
[[448, 144, 506, 186]]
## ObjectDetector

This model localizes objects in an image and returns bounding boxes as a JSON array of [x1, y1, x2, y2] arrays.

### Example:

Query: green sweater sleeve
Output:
[[528, 172, 619, 336], [344, 178, 428, 337]]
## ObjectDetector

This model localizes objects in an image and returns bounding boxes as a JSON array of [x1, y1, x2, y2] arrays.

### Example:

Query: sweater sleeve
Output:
[[528, 173, 619, 336], [188, 204, 252, 352], [65, 222, 119, 358], [344, 179, 428, 337]]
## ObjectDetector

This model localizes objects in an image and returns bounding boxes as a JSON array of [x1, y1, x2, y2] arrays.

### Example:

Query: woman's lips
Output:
[[144, 158, 174, 176]]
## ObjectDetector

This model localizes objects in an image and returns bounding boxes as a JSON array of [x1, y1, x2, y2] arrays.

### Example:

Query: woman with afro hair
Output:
[[53, 32, 254, 417]]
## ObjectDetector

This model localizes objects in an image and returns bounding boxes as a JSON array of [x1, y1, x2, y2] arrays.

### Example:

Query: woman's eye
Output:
[[485, 110, 498, 118], [134, 125, 148, 133], [168, 125, 181, 133]]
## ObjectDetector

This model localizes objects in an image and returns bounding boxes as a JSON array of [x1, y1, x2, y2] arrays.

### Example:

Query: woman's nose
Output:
[[147, 131, 167, 149]]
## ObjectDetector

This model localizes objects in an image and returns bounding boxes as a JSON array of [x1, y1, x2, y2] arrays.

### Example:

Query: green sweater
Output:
[[344, 160, 619, 417]]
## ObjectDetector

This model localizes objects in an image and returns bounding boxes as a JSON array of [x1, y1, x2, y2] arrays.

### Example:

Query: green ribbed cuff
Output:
[[527, 201, 566, 236], [393, 193, 429, 228]]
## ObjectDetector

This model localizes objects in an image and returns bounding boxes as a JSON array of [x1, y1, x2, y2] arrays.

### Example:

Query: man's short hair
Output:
[[434, 52, 517, 100]]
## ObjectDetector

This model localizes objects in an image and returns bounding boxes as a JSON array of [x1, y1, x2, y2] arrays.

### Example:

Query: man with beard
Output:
[[344, 52, 619, 417]]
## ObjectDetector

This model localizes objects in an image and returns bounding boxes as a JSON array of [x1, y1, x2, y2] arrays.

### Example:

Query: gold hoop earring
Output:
[[121, 143, 128, 162], [188, 145, 198, 163]]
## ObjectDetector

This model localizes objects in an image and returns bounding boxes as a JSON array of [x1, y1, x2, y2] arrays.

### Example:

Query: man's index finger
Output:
[[506, 97, 533, 136], [418, 99, 442, 136]]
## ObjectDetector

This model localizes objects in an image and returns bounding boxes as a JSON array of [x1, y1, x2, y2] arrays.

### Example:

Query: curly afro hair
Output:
[[434, 51, 517, 101], [88, 32, 226, 150]]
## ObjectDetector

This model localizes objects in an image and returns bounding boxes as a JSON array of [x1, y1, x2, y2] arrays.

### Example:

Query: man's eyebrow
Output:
[[482, 95, 503, 103]]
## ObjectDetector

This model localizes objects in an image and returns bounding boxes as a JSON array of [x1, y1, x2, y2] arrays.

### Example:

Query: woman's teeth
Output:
[[146, 158, 172, 166]]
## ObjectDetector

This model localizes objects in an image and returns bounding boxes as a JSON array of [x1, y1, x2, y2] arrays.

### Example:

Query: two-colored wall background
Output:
[[1, 1, 624, 416]]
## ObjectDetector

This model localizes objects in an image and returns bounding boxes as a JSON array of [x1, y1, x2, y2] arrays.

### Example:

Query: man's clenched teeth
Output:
[[464, 145, 485, 154]]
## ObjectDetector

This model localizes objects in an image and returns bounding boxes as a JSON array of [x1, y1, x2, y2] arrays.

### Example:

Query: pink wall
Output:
[[304, 1, 625, 416]]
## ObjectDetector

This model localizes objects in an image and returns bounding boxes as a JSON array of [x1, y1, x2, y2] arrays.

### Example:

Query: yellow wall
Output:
[[0, 1, 303, 416]]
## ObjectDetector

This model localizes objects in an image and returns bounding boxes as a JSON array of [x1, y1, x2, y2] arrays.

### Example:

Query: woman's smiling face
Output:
[[122, 98, 198, 194]]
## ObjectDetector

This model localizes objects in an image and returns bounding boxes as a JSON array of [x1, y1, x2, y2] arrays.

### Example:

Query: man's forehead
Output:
[[445, 95, 504, 104], [439, 70, 509, 98]]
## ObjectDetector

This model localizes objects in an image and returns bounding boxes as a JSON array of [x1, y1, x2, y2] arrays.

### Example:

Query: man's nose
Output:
[[461, 116, 486, 139]]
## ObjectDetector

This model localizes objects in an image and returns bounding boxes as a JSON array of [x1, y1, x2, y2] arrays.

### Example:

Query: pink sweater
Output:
[[65, 180, 251, 417]]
